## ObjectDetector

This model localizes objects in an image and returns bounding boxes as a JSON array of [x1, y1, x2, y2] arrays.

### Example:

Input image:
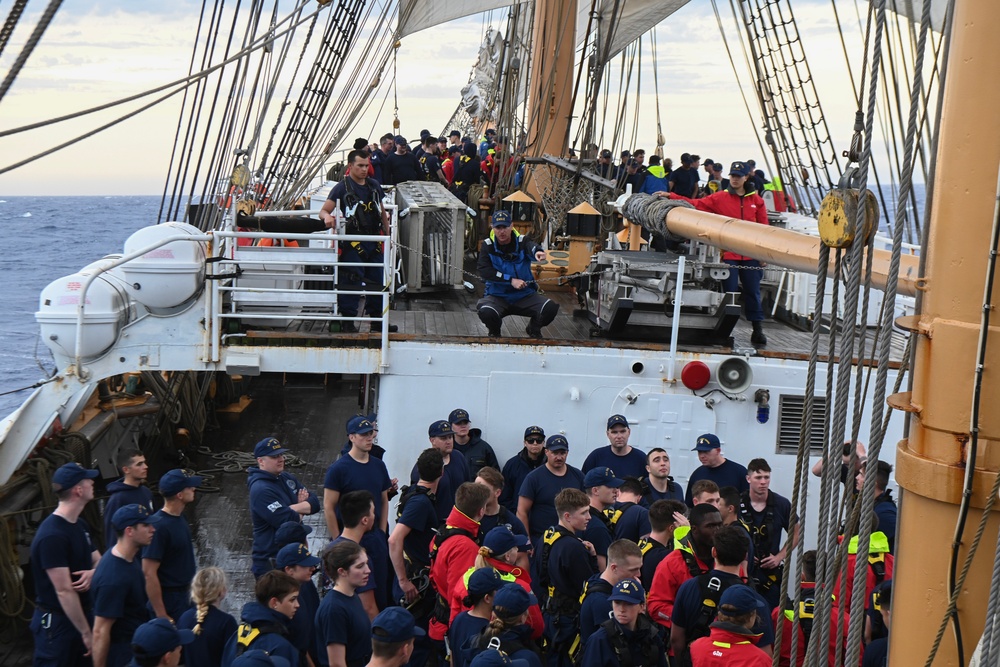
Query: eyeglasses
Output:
[[526, 438, 544, 444]]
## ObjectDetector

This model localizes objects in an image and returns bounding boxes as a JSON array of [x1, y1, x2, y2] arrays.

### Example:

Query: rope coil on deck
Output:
[[619, 193, 694, 243]]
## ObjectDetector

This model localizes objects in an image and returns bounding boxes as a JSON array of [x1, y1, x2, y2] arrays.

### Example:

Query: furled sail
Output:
[[575, 0, 691, 62], [888, 0, 948, 32], [397, 0, 527, 39]]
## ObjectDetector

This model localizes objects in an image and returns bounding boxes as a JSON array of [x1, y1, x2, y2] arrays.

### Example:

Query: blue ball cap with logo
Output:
[[51, 462, 99, 491], [491, 210, 512, 227], [483, 526, 519, 555], [583, 467, 624, 489], [729, 161, 751, 177], [607, 578, 646, 605], [112, 503, 162, 531], [158, 469, 204, 497], [276, 543, 321, 569], [606, 414, 629, 430], [274, 521, 312, 548], [371, 606, 426, 642], [131, 618, 195, 657], [232, 650, 291, 667], [449, 408, 471, 424], [493, 583, 531, 616], [692, 433, 722, 452], [720, 584, 761, 614], [346, 416, 375, 435], [254, 437, 290, 458], [428, 420, 454, 437], [467, 567, 504, 596], [545, 434, 569, 451], [523, 425, 545, 440]]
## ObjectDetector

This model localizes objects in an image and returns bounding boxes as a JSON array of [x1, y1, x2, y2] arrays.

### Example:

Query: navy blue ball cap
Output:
[[606, 414, 629, 430], [51, 462, 99, 491], [276, 543, 321, 569], [394, 135, 407, 145], [720, 584, 760, 614], [274, 521, 312, 548], [111, 503, 161, 531], [158, 469, 203, 497], [347, 416, 375, 435], [516, 533, 533, 552], [692, 433, 722, 452], [485, 128, 497, 137], [467, 567, 504, 596], [232, 650, 291, 667], [131, 618, 195, 656], [419, 129, 431, 138], [607, 578, 645, 605], [491, 210, 512, 227], [449, 408, 471, 424], [729, 161, 751, 177], [545, 434, 569, 451], [449, 130, 461, 138], [483, 526, 518, 555], [428, 420, 454, 438], [470, 650, 530, 667], [493, 583, 531, 616], [254, 437, 289, 458], [371, 606, 426, 642], [524, 425, 545, 440], [584, 467, 624, 489]]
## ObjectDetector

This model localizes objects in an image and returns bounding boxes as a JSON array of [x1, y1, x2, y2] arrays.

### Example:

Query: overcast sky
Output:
[[0, 1, 927, 196]]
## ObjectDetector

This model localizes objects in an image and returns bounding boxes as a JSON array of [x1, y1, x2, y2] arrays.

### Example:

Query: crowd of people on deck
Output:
[[30, 410, 898, 667]]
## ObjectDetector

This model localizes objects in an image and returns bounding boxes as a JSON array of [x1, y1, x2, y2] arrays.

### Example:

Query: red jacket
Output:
[[647, 548, 712, 631], [835, 551, 893, 614], [770, 589, 849, 667], [448, 556, 545, 639], [670, 189, 769, 261], [428, 507, 481, 640], [689, 623, 770, 667]]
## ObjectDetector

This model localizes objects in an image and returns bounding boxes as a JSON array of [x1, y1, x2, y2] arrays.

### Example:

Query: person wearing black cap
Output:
[[414, 130, 431, 161], [368, 606, 425, 667], [687, 585, 771, 667], [479, 129, 497, 160], [276, 543, 323, 667], [449, 567, 504, 667], [449, 130, 463, 147], [499, 426, 547, 512], [419, 135, 449, 186], [579, 579, 667, 667], [325, 416, 392, 541], [381, 136, 419, 185], [29, 462, 102, 664], [667, 153, 701, 198], [595, 150, 614, 181], [477, 210, 558, 339], [516, 435, 585, 546], [581, 468, 624, 570], [129, 617, 195, 667], [410, 420, 472, 523], [582, 415, 648, 479], [462, 583, 542, 667], [450, 408, 500, 477], [684, 434, 749, 506], [247, 439, 320, 579], [144, 469, 204, 621], [92, 504, 160, 667]]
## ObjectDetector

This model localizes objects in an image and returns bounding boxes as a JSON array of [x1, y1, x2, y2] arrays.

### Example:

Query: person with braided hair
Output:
[[177, 567, 237, 667], [448, 527, 544, 639], [460, 584, 543, 667]]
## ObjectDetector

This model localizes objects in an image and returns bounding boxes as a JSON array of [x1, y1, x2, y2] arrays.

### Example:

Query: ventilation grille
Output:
[[776, 394, 828, 454]]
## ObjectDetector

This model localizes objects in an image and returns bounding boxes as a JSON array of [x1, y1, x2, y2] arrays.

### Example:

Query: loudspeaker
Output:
[[716, 357, 753, 394]]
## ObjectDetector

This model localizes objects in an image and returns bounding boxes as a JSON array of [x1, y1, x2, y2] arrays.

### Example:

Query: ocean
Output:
[[0, 187, 926, 419]]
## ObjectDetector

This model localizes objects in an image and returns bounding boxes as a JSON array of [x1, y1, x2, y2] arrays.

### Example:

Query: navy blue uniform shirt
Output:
[[685, 459, 749, 506], [581, 508, 613, 560], [30, 513, 97, 611], [315, 589, 372, 667], [142, 511, 196, 587], [479, 506, 528, 538], [449, 612, 490, 667], [581, 446, 648, 479], [740, 490, 793, 557], [92, 551, 149, 644], [410, 450, 471, 523], [102, 480, 154, 548], [396, 489, 439, 566], [578, 574, 613, 648], [177, 605, 237, 667], [612, 502, 651, 543], [519, 465, 585, 537], [325, 453, 392, 525], [499, 449, 545, 512]]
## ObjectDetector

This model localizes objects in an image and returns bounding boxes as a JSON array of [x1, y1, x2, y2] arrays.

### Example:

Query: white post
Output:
[[667, 255, 685, 382]]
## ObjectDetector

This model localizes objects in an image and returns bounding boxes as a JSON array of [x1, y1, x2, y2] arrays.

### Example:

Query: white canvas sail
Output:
[[575, 0, 691, 62], [397, 0, 528, 39]]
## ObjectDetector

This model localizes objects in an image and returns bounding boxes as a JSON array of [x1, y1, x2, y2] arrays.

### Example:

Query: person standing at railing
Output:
[[319, 149, 398, 334]]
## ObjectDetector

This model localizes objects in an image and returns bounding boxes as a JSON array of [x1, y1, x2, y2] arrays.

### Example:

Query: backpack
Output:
[[234, 621, 285, 658]]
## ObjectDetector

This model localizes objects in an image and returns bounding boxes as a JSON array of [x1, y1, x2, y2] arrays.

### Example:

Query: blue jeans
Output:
[[723, 259, 764, 322]]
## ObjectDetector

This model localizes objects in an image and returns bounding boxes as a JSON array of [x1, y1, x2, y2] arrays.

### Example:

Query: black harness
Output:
[[539, 525, 579, 616], [340, 177, 382, 235], [598, 614, 662, 667]]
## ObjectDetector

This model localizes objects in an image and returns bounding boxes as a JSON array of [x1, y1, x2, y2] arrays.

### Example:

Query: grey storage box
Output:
[[394, 182, 467, 292]]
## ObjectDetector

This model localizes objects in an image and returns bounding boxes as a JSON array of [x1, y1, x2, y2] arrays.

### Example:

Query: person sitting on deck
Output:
[[476, 210, 558, 339]]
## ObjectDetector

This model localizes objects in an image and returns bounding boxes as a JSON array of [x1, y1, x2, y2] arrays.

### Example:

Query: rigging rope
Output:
[[0, 0, 62, 104]]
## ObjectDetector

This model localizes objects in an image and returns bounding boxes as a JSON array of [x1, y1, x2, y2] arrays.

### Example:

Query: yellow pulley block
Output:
[[231, 164, 251, 189], [817, 188, 879, 248]]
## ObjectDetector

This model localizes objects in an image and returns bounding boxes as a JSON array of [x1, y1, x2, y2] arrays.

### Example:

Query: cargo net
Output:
[[540, 170, 616, 237]]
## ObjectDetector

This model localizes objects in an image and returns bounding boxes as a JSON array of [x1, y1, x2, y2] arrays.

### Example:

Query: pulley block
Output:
[[817, 188, 879, 248]]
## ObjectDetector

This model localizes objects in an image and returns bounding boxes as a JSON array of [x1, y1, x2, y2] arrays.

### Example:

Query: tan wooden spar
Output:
[[889, 0, 1000, 664], [651, 208, 922, 297]]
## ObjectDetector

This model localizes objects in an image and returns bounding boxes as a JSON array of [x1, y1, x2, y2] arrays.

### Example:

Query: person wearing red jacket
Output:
[[835, 531, 893, 615], [647, 504, 722, 633], [689, 585, 770, 667], [665, 160, 770, 345], [428, 483, 491, 649], [449, 527, 544, 639], [771, 551, 848, 667]]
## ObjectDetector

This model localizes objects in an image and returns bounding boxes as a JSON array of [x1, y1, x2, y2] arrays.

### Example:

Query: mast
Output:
[[521, 0, 576, 198], [891, 0, 1000, 664]]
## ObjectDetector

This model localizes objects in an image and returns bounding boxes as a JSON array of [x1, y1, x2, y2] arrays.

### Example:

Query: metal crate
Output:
[[394, 182, 467, 292]]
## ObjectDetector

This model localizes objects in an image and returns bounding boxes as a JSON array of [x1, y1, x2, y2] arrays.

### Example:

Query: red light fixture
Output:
[[680, 361, 711, 390]]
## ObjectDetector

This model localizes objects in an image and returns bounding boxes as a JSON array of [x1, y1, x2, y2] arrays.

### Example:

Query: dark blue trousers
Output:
[[339, 241, 385, 318], [723, 259, 764, 322]]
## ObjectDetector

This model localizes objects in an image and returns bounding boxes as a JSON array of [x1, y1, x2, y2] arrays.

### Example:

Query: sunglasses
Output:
[[526, 437, 545, 444]]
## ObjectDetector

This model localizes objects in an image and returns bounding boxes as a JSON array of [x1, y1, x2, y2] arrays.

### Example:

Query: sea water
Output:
[[0, 187, 927, 419]]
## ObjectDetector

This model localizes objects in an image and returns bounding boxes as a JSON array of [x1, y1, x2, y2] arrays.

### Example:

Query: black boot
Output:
[[751, 320, 767, 346], [526, 324, 543, 339]]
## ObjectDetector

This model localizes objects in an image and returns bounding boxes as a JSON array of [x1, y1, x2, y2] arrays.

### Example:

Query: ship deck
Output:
[[243, 287, 910, 366]]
